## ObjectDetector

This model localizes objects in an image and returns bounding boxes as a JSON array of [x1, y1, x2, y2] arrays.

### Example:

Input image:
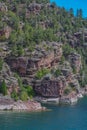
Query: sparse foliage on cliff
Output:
[[36, 68, 50, 79], [64, 87, 71, 95], [11, 89, 19, 101], [20, 91, 28, 101], [54, 69, 61, 77], [62, 44, 76, 57], [0, 58, 3, 71], [27, 86, 35, 98]]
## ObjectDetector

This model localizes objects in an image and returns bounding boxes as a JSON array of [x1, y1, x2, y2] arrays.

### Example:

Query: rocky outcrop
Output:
[[60, 93, 78, 104], [68, 52, 82, 73], [39, 21, 54, 30], [6, 42, 62, 76], [60, 62, 80, 91], [0, 63, 18, 94], [0, 42, 10, 58], [0, 26, 11, 39], [4, 26, 12, 39], [26, 3, 43, 18], [34, 76, 67, 98], [4, 49, 81, 101], [0, 95, 45, 111], [0, 2, 8, 12], [13, 100, 44, 111], [34, 61, 80, 98], [6, 57, 28, 76]]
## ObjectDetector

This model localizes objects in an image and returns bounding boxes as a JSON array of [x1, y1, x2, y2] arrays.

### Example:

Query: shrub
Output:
[[36, 68, 50, 79], [0, 35, 6, 41], [60, 56, 65, 64], [63, 44, 76, 56], [17, 46, 24, 56], [0, 80, 7, 96], [0, 58, 3, 71], [20, 91, 28, 101], [54, 69, 61, 77], [27, 86, 34, 98], [11, 89, 18, 101], [72, 66, 77, 74], [64, 87, 71, 95], [14, 73, 23, 88]]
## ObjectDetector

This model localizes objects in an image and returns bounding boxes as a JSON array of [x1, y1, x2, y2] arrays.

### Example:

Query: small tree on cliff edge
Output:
[[1, 80, 7, 96]]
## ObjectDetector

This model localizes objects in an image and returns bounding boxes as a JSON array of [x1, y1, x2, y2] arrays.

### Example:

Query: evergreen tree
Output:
[[1, 80, 7, 96], [69, 8, 74, 17], [0, 58, 3, 71]]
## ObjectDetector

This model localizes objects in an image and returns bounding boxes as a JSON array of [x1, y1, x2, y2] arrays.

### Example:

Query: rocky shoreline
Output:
[[0, 88, 87, 112], [35, 88, 87, 105], [0, 95, 46, 112]]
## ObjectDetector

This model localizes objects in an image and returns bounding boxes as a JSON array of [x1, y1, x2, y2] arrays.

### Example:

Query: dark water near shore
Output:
[[0, 97, 87, 130]]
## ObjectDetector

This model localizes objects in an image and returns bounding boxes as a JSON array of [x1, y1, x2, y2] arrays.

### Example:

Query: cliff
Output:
[[0, 0, 87, 105]]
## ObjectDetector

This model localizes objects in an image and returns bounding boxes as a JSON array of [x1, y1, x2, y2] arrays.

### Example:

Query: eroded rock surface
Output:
[[6, 42, 62, 76], [0, 95, 45, 111]]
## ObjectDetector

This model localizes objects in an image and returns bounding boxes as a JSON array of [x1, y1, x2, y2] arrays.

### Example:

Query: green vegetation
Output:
[[27, 86, 35, 98], [60, 56, 65, 64], [62, 44, 76, 57], [0, 58, 3, 71], [0, 0, 86, 56], [11, 89, 19, 101], [0, 80, 7, 96], [11, 85, 34, 101], [14, 73, 34, 100], [54, 69, 61, 77], [20, 91, 28, 101], [64, 87, 71, 95], [14, 73, 23, 88], [72, 66, 77, 74], [36, 68, 50, 79]]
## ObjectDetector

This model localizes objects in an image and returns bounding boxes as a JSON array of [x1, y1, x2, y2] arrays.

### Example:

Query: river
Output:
[[0, 97, 87, 130]]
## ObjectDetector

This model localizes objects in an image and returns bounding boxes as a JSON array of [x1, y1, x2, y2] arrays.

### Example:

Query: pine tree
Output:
[[1, 80, 7, 96]]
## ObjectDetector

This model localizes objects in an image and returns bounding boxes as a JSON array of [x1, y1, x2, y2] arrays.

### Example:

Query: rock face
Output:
[[68, 52, 82, 73], [6, 57, 28, 76], [4, 26, 12, 39], [0, 2, 8, 12], [6, 42, 62, 76], [0, 42, 10, 58], [0, 26, 11, 39], [34, 61, 81, 98], [34, 76, 67, 97], [0, 63, 18, 94], [0, 95, 44, 111], [26, 3, 43, 18], [13, 100, 44, 111], [60, 62, 80, 90], [5, 43, 82, 100]]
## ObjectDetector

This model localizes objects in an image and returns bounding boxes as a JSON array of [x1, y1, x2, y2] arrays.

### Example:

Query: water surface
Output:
[[0, 97, 87, 130]]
